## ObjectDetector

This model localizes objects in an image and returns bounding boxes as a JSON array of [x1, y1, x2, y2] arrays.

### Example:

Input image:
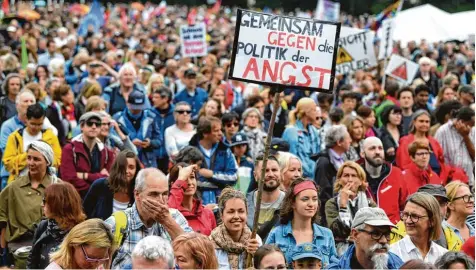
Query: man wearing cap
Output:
[[328, 207, 404, 269], [173, 69, 208, 118], [390, 184, 463, 251], [435, 106, 475, 185], [38, 40, 64, 67], [152, 86, 175, 174], [229, 133, 254, 194], [113, 90, 160, 168], [60, 111, 115, 198], [414, 56, 440, 96], [457, 85, 475, 107], [359, 137, 408, 225], [290, 243, 323, 269]]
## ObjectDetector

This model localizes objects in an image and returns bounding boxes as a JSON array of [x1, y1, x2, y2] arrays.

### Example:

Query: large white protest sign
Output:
[[229, 9, 341, 93], [336, 31, 377, 75], [180, 23, 207, 58], [378, 19, 395, 60], [385, 54, 419, 84]]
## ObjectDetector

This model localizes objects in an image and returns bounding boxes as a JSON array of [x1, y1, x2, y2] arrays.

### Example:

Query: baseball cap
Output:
[[418, 184, 449, 201], [184, 69, 197, 78], [352, 207, 396, 229], [291, 243, 322, 262], [127, 90, 148, 110], [270, 138, 290, 153], [7, 26, 17, 32], [79, 112, 102, 123], [230, 133, 249, 147]]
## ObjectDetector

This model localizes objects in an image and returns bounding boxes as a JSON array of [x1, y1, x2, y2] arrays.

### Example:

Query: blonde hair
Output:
[[277, 151, 302, 176], [341, 115, 365, 141], [49, 219, 114, 269], [172, 233, 218, 269], [288, 97, 316, 125], [146, 73, 164, 95], [334, 161, 367, 193], [446, 181, 470, 218], [85, 96, 106, 112], [405, 192, 442, 241]]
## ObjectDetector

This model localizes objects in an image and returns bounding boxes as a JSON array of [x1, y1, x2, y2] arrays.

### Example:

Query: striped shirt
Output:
[[434, 120, 475, 185]]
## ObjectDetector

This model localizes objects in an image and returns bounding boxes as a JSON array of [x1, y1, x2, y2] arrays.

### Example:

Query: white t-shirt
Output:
[[165, 125, 196, 157], [112, 199, 129, 213], [22, 129, 42, 152]]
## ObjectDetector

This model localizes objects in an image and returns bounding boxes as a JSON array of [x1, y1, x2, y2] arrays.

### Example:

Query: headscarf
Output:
[[28, 141, 58, 182]]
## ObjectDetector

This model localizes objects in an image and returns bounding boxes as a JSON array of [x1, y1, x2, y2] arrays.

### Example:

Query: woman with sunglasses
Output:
[[444, 181, 475, 243], [173, 232, 219, 269], [221, 112, 240, 146], [165, 101, 196, 160], [390, 192, 448, 263], [28, 182, 86, 269], [266, 178, 337, 268], [46, 219, 114, 269]]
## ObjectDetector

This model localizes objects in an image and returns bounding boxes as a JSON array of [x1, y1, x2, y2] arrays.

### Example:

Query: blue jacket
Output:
[[82, 178, 134, 220], [326, 244, 403, 269], [113, 109, 160, 168], [152, 104, 175, 159], [282, 120, 321, 179], [173, 87, 208, 117], [189, 134, 238, 205], [103, 82, 150, 116], [266, 221, 337, 268]]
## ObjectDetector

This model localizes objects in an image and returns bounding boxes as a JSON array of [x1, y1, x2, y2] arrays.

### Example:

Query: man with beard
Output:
[[328, 207, 404, 269], [359, 137, 408, 224], [246, 155, 285, 238]]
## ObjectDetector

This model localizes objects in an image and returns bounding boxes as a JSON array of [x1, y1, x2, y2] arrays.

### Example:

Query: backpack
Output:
[[112, 211, 128, 250]]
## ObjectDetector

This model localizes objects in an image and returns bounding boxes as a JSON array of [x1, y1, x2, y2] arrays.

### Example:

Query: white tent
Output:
[[390, 4, 453, 44], [449, 10, 475, 41]]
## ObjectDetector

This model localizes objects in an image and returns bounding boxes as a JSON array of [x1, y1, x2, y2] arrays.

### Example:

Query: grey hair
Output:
[[15, 89, 36, 104], [325, 124, 348, 149], [135, 168, 167, 192], [174, 101, 191, 111], [434, 252, 475, 269], [409, 109, 431, 134], [132, 236, 174, 268], [242, 107, 263, 124], [1, 73, 23, 95], [118, 63, 137, 78]]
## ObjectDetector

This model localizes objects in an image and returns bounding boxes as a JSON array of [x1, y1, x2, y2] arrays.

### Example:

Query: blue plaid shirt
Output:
[[105, 204, 192, 269]]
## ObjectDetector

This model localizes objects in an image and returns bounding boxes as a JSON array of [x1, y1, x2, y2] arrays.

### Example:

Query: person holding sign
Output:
[[282, 98, 321, 179]]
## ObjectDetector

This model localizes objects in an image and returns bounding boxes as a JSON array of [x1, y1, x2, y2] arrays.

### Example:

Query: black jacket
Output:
[[379, 126, 399, 164], [264, 104, 288, 138], [45, 105, 67, 146], [414, 71, 441, 96], [313, 150, 338, 227], [27, 220, 62, 269]]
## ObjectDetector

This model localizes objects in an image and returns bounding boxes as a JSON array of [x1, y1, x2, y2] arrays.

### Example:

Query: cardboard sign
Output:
[[385, 54, 419, 84], [336, 31, 377, 75], [229, 9, 341, 93], [180, 23, 207, 58], [378, 19, 395, 60]]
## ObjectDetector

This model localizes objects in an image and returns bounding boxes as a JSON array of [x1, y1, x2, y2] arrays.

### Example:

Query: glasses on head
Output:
[[452, 194, 475, 203], [176, 110, 191, 115], [415, 152, 430, 157], [226, 122, 239, 128], [358, 229, 392, 241], [85, 121, 101, 127], [400, 211, 428, 223], [80, 245, 110, 263]]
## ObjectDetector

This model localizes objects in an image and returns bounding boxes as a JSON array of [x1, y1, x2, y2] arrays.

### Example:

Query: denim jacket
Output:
[[265, 221, 337, 268], [282, 120, 321, 179]]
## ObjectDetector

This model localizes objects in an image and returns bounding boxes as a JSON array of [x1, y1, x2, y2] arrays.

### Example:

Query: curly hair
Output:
[[218, 187, 247, 215], [279, 178, 320, 225]]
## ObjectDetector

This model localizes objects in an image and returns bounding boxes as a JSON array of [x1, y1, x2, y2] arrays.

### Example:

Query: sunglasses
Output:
[[80, 245, 110, 263], [85, 121, 101, 127], [226, 122, 239, 128], [176, 110, 191, 115]]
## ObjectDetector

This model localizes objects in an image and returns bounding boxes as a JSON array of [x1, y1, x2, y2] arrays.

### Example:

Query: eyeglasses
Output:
[[316, 117, 323, 120], [80, 245, 110, 263], [226, 122, 239, 128], [358, 229, 392, 241], [176, 110, 191, 115], [400, 212, 428, 223], [85, 121, 101, 127], [101, 122, 111, 127], [452, 194, 475, 203], [415, 152, 430, 157]]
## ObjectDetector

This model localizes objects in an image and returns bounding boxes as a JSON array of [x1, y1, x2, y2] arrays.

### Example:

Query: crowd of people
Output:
[[0, 1, 475, 269]]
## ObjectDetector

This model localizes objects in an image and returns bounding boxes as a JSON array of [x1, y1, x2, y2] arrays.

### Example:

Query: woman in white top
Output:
[[165, 102, 196, 159], [390, 192, 448, 263]]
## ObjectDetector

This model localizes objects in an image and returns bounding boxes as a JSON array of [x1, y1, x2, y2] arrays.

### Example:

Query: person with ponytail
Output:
[[282, 98, 321, 179]]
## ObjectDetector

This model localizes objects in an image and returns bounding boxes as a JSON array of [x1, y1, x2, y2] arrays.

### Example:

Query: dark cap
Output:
[[291, 243, 322, 262], [417, 184, 449, 201], [270, 138, 290, 154], [127, 90, 148, 110], [230, 133, 249, 147], [184, 69, 197, 78]]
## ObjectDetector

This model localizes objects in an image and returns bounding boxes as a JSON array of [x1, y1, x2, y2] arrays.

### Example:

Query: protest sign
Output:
[[336, 31, 377, 75], [378, 18, 395, 60], [385, 54, 419, 84], [315, 0, 340, 22], [229, 9, 341, 93], [180, 23, 207, 58]]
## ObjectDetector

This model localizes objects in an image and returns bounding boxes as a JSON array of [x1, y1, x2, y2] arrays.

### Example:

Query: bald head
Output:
[[361, 137, 385, 167]]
